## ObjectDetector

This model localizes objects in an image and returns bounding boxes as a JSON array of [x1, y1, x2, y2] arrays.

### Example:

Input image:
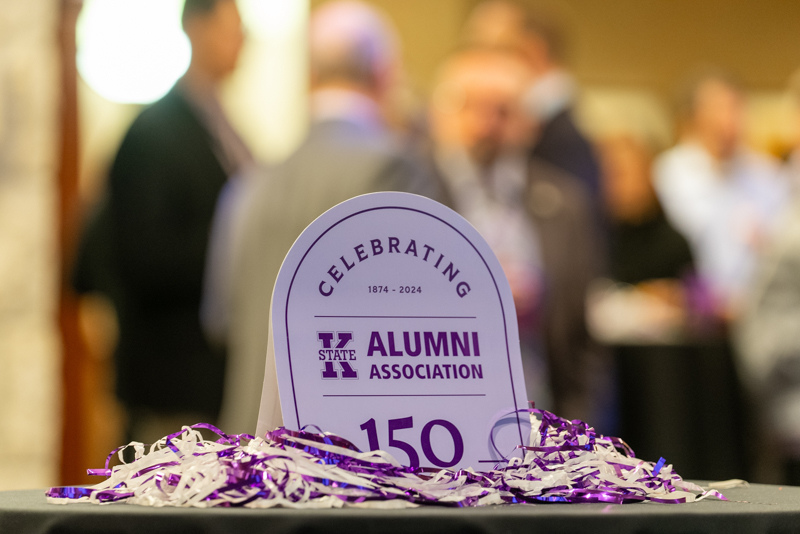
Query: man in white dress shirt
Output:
[[654, 72, 789, 318]]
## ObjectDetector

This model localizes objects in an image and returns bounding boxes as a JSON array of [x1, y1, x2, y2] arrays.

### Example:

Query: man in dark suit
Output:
[[429, 47, 602, 423], [210, 1, 440, 435], [74, 0, 250, 443]]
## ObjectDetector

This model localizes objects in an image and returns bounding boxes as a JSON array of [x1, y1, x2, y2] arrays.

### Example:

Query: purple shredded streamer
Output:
[[45, 409, 727, 508]]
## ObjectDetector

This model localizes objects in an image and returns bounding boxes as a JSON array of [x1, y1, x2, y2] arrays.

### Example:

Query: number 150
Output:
[[359, 416, 464, 468]]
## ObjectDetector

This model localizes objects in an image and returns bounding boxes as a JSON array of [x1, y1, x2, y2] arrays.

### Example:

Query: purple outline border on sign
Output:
[[282, 206, 524, 445]]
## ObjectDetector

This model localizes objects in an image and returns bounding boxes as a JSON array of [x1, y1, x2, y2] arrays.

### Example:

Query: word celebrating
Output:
[[367, 331, 480, 357], [359, 416, 464, 468], [318, 237, 471, 298], [368, 363, 483, 380]]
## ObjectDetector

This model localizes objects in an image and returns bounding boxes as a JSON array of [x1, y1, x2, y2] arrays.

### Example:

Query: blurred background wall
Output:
[[1, 0, 800, 489], [342, 0, 800, 155]]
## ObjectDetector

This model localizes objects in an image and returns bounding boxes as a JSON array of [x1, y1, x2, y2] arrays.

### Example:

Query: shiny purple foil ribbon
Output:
[[45, 410, 726, 508]]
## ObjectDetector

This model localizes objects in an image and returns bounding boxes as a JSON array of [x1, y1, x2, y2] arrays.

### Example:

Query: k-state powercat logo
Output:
[[317, 332, 358, 379]]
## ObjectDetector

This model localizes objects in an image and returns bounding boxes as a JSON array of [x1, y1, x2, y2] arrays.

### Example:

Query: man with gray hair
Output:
[[209, 1, 439, 435]]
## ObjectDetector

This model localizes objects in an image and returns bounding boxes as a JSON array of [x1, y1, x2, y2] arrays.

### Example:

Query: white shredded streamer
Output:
[[46, 412, 726, 508]]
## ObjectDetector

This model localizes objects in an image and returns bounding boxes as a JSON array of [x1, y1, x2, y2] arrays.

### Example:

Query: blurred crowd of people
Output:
[[72, 0, 800, 483]]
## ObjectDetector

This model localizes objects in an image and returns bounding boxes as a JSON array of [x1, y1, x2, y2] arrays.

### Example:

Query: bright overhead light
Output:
[[77, 0, 190, 104], [238, 0, 307, 39]]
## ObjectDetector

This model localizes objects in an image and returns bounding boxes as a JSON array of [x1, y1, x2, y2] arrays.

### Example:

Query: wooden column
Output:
[[57, 0, 89, 486]]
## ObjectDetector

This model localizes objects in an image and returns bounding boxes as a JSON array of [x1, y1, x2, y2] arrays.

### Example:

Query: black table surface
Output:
[[1, 484, 799, 534]]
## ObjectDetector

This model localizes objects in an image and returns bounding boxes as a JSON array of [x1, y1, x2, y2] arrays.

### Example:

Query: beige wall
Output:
[[556, 0, 800, 93], [357, 0, 800, 94], [0, 0, 60, 491]]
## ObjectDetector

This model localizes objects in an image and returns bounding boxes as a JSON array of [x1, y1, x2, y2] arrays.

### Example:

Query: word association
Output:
[[318, 237, 472, 298]]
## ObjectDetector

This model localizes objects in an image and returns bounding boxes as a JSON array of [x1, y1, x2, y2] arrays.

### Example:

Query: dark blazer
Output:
[[525, 157, 602, 421], [608, 210, 694, 286], [432, 155, 601, 421], [531, 109, 602, 204], [75, 87, 228, 415]]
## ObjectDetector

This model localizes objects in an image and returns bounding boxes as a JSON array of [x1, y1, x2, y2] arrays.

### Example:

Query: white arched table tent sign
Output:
[[257, 192, 530, 470]]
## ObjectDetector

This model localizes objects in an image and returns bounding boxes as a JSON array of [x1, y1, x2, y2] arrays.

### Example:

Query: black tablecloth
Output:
[[613, 342, 752, 481], [2, 484, 799, 534]]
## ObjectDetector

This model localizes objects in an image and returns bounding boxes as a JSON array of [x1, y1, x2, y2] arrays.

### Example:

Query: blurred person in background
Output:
[[72, 0, 250, 444], [212, 0, 440, 435], [654, 71, 789, 321], [429, 46, 601, 423], [588, 134, 696, 345], [736, 71, 800, 485], [737, 192, 800, 485], [599, 128, 750, 479], [462, 1, 603, 216]]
